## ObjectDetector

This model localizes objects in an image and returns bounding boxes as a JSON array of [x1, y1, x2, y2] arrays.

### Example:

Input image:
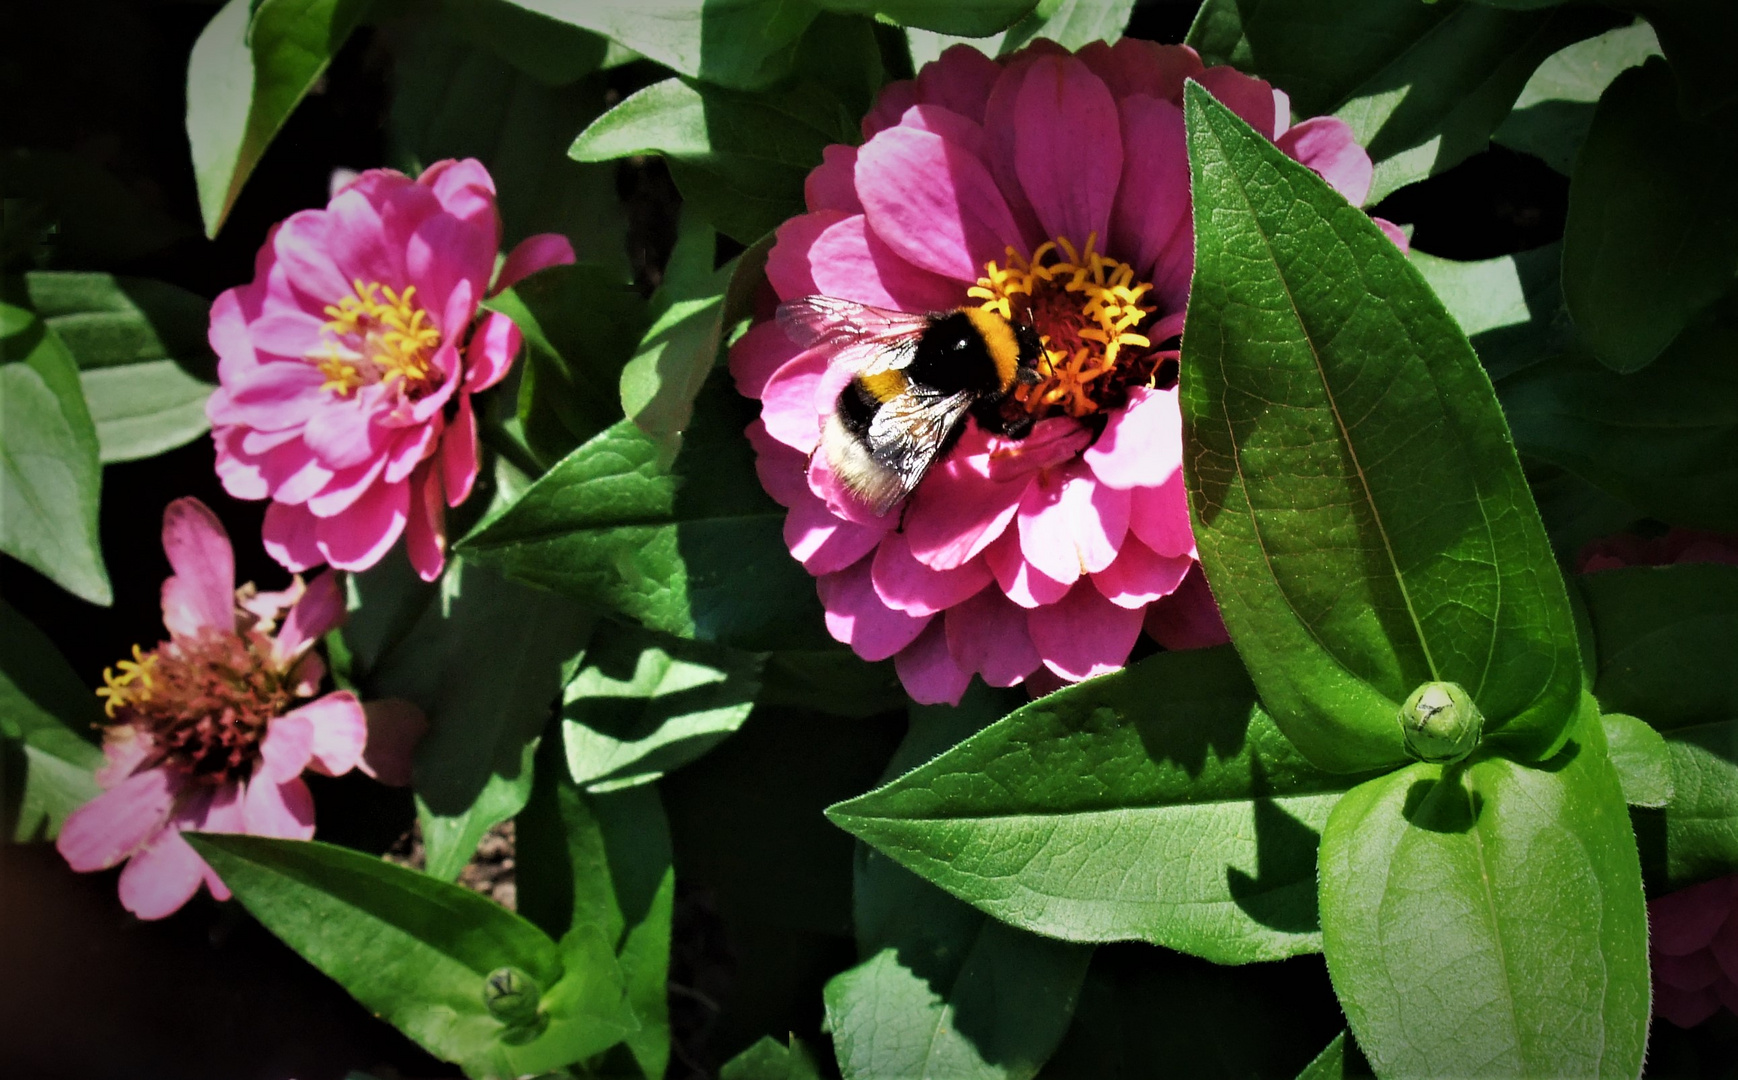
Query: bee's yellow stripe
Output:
[[859, 370, 908, 403], [962, 307, 1020, 391]]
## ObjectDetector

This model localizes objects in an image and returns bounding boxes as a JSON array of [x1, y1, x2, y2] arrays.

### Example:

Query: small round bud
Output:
[[1398, 682, 1483, 763], [483, 966, 546, 1042]]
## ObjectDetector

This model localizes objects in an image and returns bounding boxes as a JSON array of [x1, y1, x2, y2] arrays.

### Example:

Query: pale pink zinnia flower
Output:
[[730, 40, 1400, 703], [1650, 873, 1738, 1026], [56, 498, 424, 920], [207, 159, 576, 581]]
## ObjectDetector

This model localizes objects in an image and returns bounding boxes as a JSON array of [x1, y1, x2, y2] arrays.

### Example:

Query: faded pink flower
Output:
[[730, 39, 1399, 703], [207, 159, 576, 582], [1579, 528, 1738, 572], [56, 498, 426, 920], [1650, 872, 1738, 1027]]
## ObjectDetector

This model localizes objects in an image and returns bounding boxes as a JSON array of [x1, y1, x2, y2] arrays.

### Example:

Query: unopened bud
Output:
[[484, 966, 546, 1042], [1398, 682, 1482, 763]]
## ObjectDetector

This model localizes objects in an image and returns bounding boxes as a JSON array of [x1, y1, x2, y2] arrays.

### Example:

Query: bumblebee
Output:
[[778, 296, 1044, 516]]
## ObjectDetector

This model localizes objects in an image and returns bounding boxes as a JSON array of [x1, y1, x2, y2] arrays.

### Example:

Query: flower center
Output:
[[969, 234, 1161, 418], [97, 632, 293, 785], [314, 279, 442, 398]]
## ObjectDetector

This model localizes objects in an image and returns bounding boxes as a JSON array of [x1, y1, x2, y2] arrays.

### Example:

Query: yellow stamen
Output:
[[316, 279, 442, 396], [969, 233, 1158, 418], [96, 645, 159, 718]]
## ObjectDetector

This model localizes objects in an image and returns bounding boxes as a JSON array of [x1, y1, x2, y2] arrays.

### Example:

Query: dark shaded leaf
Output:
[[0, 600, 103, 841], [1492, 20, 1661, 174]]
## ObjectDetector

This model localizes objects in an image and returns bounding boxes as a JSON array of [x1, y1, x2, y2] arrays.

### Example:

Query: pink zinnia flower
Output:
[[1650, 872, 1738, 1026], [56, 497, 424, 920], [730, 40, 1399, 703], [206, 159, 576, 581]]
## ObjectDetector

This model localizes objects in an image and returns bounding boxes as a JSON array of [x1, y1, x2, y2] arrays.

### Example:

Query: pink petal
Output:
[[808, 214, 965, 312], [760, 351, 829, 453], [784, 495, 885, 574], [1278, 116, 1373, 207], [247, 308, 328, 361], [747, 419, 813, 508], [404, 459, 448, 582], [1109, 94, 1189, 282], [324, 179, 415, 289], [980, 53, 1059, 249], [1014, 55, 1122, 250], [464, 310, 523, 393], [205, 360, 327, 431], [862, 78, 921, 140], [945, 586, 1044, 687], [263, 501, 326, 573], [1016, 461, 1130, 585], [894, 621, 972, 706], [258, 711, 315, 782], [914, 45, 1003, 124], [95, 726, 153, 789], [159, 497, 236, 638], [1653, 879, 1738, 955], [360, 699, 428, 786], [441, 392, 479, 507], [1092, 539, 1193, 609], [1142, 564, 1229, 651], [1654, 981, 1721, 1029], [496, 232, 575, 293], [903, 426, 1031, 570], [272, 209, 350, 304], [1128, 471, 1195, 558], [274, 570, 346, 663], [730, 319, 804, 401], [818, 558, 931, 662], [1272, 88, 1293, 137], [208, 288, 259, 378], [306, 451, 390, 518], [1196, 67, 1277, 138], [1656, 950, 1725, 992], [423, 158, 499, 236], [282, 691, 369, 777], [766, 211, 838, 299], [986, 528, 1071, 608], [805, 144, 863, 214], [1374, 217, 1411, 252], [894, 104, 988, 159], [857, 124, 1027, 283], [302, 396, 385, 472], [807, 450, 899, 527], [1027, 581, 1146, 681], [1076, 39, 1204, 102], [116, 827, 209, 920], [1711, 903, 1738, 982], [871, 531, 992, 616], [406, 212, 492, 323], [314, 479, 410, 572], [1083, 386, 1183, 490], [56, 767, 183, 872], [981, 417, 1093, 481], [242, 775, 316, 840]]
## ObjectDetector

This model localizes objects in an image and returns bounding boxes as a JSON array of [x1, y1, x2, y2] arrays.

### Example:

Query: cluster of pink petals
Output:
[[207, 159, 576, 582], [56, 498, 424, 920], [730, 39, 1396, 702], [1651, 872, 1738, 1026], [1578, 528, 1738, 572]]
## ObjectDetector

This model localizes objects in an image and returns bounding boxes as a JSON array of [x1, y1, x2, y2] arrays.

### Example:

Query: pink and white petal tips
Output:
[[209, 158, 547, 578], [56, 767, 184, 873], [159, 497, 237, 639], [272, 570, 346, 664], [730, 39, 1393, 700]]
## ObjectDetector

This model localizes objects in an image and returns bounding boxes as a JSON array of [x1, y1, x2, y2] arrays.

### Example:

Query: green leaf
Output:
[[818, 0, 1036, 37], [829, 647, 1367, 962], [518, 740, 673, 1080], [388, 16, 626, 259], [186, 834, 633, 1078], [186, 0, 372, 237], [1622, 0, 1738, 116], [1, 148, 192, 266], [357, 556, 595, 881], [561, 622, 763, 792], [1492, 19, 1662, 174], [0, 298, 109, 604], [77, 361, 216, 464], [435, 0, 609, 86], [0, 600, 103, 841], [620, 211, 735, 438], [825, 689, 1091, 1080], [906, 0, 1127, 65], [570, 76, 854, 245], [1181, 83, 1581, 773], [1296, 1032, 1374, 1080], [1407, 243, 1567, 381], [1580, 563, 1738, 888], [1318, 696, 1649, 1078], [756, 649, 905, 717], [1186, 0, 1622, 203], [1562, 57, 1738, 373], [498, 0, 820, 91], [1495, 322, 1738, 532], [458, 378, 829, 652], [721, 1035, 824, 1080], [481, 263, 644, 466], [1602, 711, 1673, 808]]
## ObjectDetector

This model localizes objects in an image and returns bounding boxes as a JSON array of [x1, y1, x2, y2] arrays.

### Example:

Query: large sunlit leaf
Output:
[[187, 834, 634, 1079], [1408, 244, 1566, 381], [1580, 563, 1738, 889], [434, 0, 610, 87], [0, 298, 109, 605], [0, 600, 103, 842], [352, 555, 595, 881], [1562, 57, 1738, 373], [1318, 697, 1649, 1078], [905, 0, 1128, 66], [1496, 322, 1738, 532], [1181, 84, 1581, 773], [457, 378, 829, 652], [186, 0, 372, 237], [720, 1036, 824, 1080], [570, 76, 855, 245], [1491, 19, 1661, 174], [829, 647, 1366, 963]]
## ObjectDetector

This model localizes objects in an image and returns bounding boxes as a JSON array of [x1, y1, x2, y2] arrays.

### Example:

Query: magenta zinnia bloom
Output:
[[56, 498, 423, 920], [730, 40, 1398, 703], [207, 159, 576, 581], [1650, 873, 1738, 1026]]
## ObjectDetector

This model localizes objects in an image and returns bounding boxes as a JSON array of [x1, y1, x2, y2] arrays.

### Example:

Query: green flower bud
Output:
[[1398, 682, 1483, 763], [483, 966, 546, 1042]]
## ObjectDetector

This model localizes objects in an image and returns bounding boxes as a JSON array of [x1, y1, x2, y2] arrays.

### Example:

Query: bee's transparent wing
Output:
[[868, 387, 975, 507], [777, 295, 929, 376]]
